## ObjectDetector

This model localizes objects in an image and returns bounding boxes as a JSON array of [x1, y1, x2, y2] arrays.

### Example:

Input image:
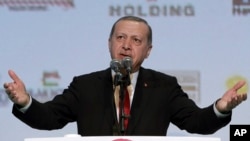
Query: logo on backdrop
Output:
[[161, 70, 200, 103], [0, 0, 74, 11], [109, 0, 195, 17], [27, 71, 64, 103], [233, 0, 250, 16], [42, 71, 61, 86]]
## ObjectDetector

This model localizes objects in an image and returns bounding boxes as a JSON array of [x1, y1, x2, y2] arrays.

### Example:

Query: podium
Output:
[[25, 136, 221, 141]]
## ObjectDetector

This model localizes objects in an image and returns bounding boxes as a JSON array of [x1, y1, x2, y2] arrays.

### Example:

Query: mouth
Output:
[[119, 53, 131, 58]]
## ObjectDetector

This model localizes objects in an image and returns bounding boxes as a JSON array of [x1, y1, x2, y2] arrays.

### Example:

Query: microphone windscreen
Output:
[[110, 59, 122, 72], [122, 57, 132, 73]]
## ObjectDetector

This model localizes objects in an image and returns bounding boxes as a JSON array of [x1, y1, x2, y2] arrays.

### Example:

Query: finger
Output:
[[238, 93, 247, 101], [4, 83, 13, 94], [232, 80, 246, 91], [242, 93, 247, 100], [5, 89, 11, 95], [234, 94, 247, 106], [8, 70, 22, 83], [229, 97, 240, 109], [8, 93, 16, 101], [3, 83, 9, 89]]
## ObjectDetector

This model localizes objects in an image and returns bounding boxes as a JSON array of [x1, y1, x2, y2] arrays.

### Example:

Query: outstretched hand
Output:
[[216, 80, 247, 113], [3, 70, 30, 107]]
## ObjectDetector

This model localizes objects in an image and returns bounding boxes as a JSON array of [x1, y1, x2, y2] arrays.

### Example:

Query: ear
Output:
[[145, 45, 152, 58], [108, 38, 111, 52]]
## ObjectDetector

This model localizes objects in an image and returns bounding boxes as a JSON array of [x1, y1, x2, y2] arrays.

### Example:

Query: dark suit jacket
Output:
[[13, 67, 231, 136]]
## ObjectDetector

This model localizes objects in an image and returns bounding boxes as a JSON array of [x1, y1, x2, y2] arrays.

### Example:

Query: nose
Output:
[[122, 39, 131, 50]]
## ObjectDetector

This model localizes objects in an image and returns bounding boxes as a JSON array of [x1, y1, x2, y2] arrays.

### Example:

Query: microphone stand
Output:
[[118, 71, 131, 135], [113, 71, 131, 135], [111, 57, 132, 135]]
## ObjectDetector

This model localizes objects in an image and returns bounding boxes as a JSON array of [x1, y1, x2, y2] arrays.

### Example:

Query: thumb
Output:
[[8, 70, 22, 83]]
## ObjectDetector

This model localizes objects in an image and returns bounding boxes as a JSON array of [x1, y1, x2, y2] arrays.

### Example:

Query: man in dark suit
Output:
[[3, 16, 247, 136]]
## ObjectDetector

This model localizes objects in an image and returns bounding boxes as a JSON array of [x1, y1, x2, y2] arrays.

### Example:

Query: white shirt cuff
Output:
[[18, 95, 32, 113], [213, 102, 231, 118]]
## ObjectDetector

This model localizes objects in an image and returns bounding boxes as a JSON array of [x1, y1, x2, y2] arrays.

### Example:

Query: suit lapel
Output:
[[128, 67, 156, 134], [97, 68, 117, 131], [97, 68, 113, 106]]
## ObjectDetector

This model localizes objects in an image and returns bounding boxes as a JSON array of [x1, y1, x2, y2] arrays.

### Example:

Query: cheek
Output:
[[109, 46, 120, 57], [135, 47, 148, 58]]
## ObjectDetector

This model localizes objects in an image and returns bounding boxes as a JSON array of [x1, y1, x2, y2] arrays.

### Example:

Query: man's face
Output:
[[109, 20, 152, 72]]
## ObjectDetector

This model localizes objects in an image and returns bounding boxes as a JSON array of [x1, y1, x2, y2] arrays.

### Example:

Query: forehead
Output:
[[114, 20, 149, 37]]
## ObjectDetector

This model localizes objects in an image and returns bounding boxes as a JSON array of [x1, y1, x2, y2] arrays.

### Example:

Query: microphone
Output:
[[110, 59, 122, 73], [110, 59, 123, 86], [121, 57, 132, 73]]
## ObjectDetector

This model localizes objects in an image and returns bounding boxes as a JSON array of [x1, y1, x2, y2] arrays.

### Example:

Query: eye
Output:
[[133, 38, 142, 45], [116, 35, 125, 41]]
